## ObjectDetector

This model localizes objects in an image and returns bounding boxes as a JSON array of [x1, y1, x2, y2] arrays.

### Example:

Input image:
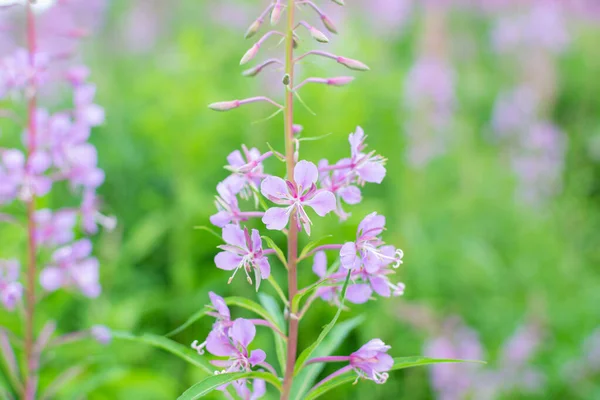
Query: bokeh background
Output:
[[2, 0, 600, 399]]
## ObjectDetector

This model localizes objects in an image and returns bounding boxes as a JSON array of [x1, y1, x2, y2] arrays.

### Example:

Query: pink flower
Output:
[[214, 224, 271, 288], [39, 239, 101, 298], [261, 160, 336, 235], [0, 259, 23, 311], [34, 208, 77, 247], [350, 339, 394, 384]]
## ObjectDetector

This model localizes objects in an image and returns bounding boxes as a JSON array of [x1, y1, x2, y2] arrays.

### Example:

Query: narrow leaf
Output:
[[112, 332, 213, 374], [266, 142, 286, 162], [291, 316, 364, 400], [261, 235, 287, 267], [177, 371, 282, 400], [0, 329, 21, 393], [298, 132, 334, 142], [166, 306, 210, 337], [304, 357, 484, 400], [224, 296, 277, 327], [298, 235, 333, 260], [294, 270, 352, 375], [258, 293, 287, 376], [193, 226, 223, 241]]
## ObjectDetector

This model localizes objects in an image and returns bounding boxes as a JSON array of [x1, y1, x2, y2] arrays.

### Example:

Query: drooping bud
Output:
[[337, 57, 370, 71], [310, 27, 329, 43], [331, 0, 345, 5], [245, 19, 263, 39], [293, 124, 304, 135], [321, 15, 338, 34], [326, 76, 355, 86], [240, 44, 260, 65], [271, 2, 284, 25], [209, 100, 241, 112]]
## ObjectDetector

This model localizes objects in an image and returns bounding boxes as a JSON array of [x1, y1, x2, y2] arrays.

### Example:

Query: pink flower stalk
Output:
[[203, 0, 417, 397], [0, 259, 23, 311]]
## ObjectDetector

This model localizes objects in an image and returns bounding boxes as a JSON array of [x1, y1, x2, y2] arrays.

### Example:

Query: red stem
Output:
[[24, 2, 39, 399], [281, 0, 299, 398]]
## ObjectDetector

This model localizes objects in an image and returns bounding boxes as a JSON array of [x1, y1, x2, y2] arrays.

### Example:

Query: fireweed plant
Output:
[[0, 1, 112, 399], [162, 1, 475, 400]]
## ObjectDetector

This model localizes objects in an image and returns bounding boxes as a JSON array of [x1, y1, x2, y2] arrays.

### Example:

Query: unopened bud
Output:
[[240, 44, 260, 65], [243, 65, 263, 77], [293, 124, 303, 135], [209, 100, 241, 112], [337, 57, 370, 71], [326, 76, 355, 86], [271, 3, 284, 25], [282, 74, 290, 86], [321, 15, 338, 34], [331, 0, 345, 5], [310, 27, 329, 43], [245, 19, 262, 39]]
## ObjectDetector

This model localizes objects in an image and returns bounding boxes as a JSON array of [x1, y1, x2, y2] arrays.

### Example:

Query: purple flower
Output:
[[214, 224, 270, 288], [350, 339, 394, 384], [261, 160, 336, 235], [192, 291, 233, 356], [210, 177, 244, 228], [0, 259, 23, 311], [232, 378, 266, 400], [348, 127, 387, 184], [340, 212, 403, 272], [81, 189, 116, 234], [225, 145, 268, 201], [90, 325, 112, 345], [318, 158, 362, 221], [206, 318, 266, 373], [34, 208, 77, 247], [0, 149, 52, 203], [312, 251, 342, 304], [39, 239, 101, 298], [74, 83, 105, 128]]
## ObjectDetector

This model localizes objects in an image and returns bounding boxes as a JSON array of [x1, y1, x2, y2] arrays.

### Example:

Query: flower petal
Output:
[[215, 252, 243, 271], [39, 267, 63, 292], [346, 284, 372, 304], [255, 256, 271, 279], [312, 251, 327, 278], [231, 318, 256, 348], [348, 126, 365, 158], [340, 242, 358, 269], [358, 212, 386, 237], [305, 191, 336, 217], [357, 162, 386, 184], [260, 176, 289, 201], [248, 349, 266, 366], [227, 150, 245, 167], [222, 224, 247, 249], [209, 292, 230, 319], [338, 186, 362, 205], [294, 160, 318, 191], [262, 207, 291, 231], [206, 330, 235, 357], [210, 211, 232, 228], [369, 276, 391, 297], [251, 229, 262, 252]]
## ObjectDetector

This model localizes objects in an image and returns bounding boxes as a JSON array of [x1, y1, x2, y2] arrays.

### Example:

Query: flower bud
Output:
[[209, 100, 241, 112], [310, 27, 329, 43], [331, 0, 345, 4], [293, 124, 303, 135], [245, 19, 262, 39], [321, 15, 338, 34], [242, 65, 263, 77], [326, 76, 355, 86], [337, 57, 370, 71], [271, 3, 284, 25], [240, 44, 259, 65]]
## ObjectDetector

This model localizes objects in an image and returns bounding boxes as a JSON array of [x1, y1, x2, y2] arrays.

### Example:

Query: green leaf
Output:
[[262, 235, 288, 267], [266, 142, 286, 162], [290, 316, 364, 400], [166, 306, 210, 337], [298, 235, 333, 260], [298, 132, 334, 142], [258, 293, 287, 376], [224, 296, 277, 326], [112, 332, 213, 374], [303, 357, 484, 400], [193, 225, 222, 241], [293, 270, 352, 375], [178, 371, 282, 400]]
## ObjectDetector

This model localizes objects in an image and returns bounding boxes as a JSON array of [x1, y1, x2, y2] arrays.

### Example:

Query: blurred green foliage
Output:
[[2, 1, 600, 399]]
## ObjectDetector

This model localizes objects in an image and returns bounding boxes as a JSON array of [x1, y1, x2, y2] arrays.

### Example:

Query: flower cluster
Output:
[[197, 0, 412, 397], [0, 1, 111, 398]]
